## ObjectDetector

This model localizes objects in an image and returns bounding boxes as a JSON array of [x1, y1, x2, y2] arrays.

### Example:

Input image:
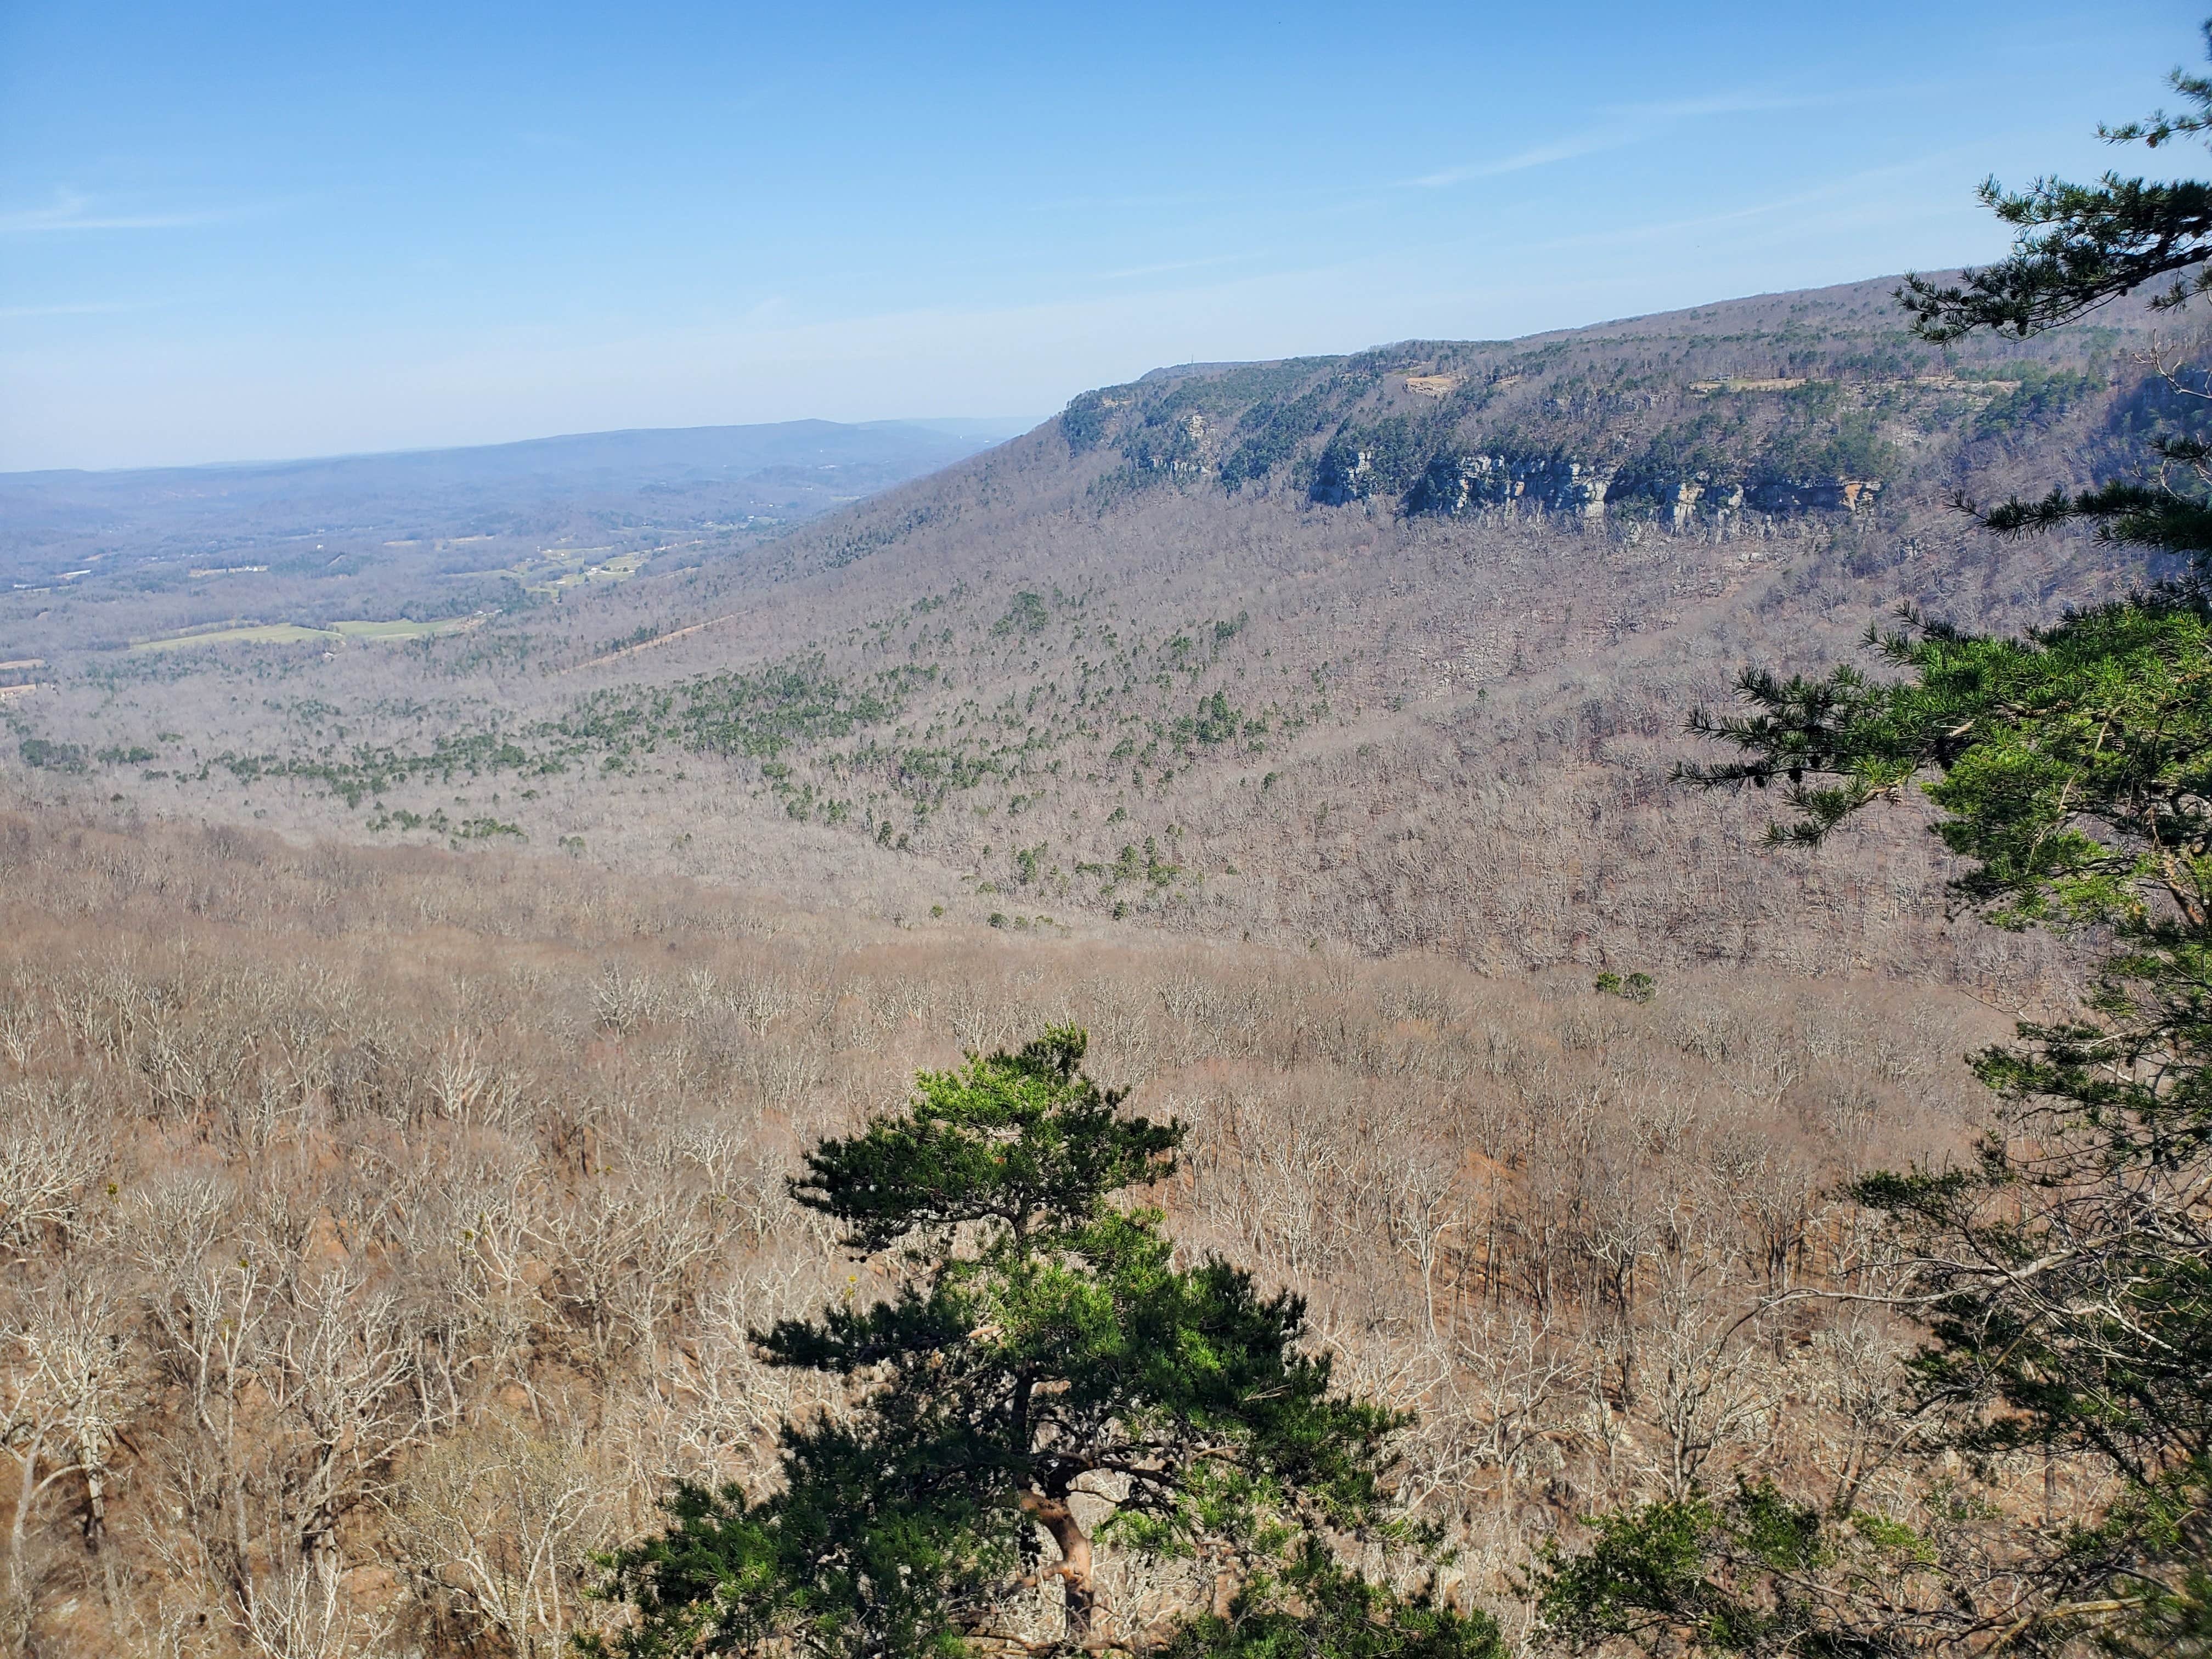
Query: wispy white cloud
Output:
[[1017, 186, 1253, 216], [1502, 143, 1994, 257], [1406, 85, 1899, 189], [0, 189, 238, 235], [0, 300, 158, 319], [1605, 90, 1838, 121], [1408, 129, 1634, 188], [1095, 253, 1252, 281], [1616, 78, 1949, 122]]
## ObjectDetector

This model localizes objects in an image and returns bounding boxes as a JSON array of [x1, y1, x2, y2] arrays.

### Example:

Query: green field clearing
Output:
[[131, 617, 478, 652], [329, 617, 477, 640], [132, 624, 337, 652]]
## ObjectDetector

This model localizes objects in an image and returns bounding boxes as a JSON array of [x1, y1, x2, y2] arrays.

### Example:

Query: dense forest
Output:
[[0, 804, 1991, 1657]]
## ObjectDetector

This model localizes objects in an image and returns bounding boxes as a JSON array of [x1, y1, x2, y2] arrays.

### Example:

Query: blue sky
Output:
[[1, 1, 2202, 470]]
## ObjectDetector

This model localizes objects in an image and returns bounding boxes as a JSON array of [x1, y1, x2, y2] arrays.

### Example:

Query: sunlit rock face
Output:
[[1403, 448, 1880, 528]]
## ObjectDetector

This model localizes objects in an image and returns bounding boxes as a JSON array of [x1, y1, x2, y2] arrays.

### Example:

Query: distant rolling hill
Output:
[[0, 415, 1037, 649], [0, 415, 1035, 574]]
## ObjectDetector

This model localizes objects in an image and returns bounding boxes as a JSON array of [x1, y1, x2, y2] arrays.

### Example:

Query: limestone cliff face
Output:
[[1400, 445, 1895, 527], [1058, 286, 2113, 537], [1412, 453, 1617, 518], [1652, 479, 1746, 530], [1744, 476, 1882, 514]]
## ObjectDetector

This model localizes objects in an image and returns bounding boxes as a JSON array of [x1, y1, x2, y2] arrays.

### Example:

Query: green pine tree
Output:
[[585, 1028, 1499, 1659]]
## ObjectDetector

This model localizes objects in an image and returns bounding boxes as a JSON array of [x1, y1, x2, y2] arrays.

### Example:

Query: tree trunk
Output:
[[76, 1467, 104, 1552], [4, 1434, 61, 1626], [1018, 1490, 1096, 1644]]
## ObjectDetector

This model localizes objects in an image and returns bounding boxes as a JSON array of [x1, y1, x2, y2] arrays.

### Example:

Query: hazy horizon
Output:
[[0, 411, 1049, 481]]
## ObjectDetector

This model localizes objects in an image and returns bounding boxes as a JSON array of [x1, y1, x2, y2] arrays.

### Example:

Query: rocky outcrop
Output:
[[1745, 476, 1882, 513], [1312, 448, 1378, 505], [1646, 479, 1745, 529], [1410, 453, 1615, 517], [1407, 450, 1877, 526], [1125, 413, 1214, 478]]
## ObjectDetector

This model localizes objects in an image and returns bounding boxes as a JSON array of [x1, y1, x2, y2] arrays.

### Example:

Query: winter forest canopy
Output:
[[15, 17, 2212, 1659]]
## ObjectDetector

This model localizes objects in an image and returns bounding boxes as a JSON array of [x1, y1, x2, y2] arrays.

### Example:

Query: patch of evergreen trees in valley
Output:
[[15, 737, 87, 774], [113, 655, 926, 815], [1541, 25, 2212, 1654], [585, 1029, 1496, 1659], [562, 656, 906, 761], [993, 591, 1052, 636], [8, 567, 1335, 868], [1963, 362, 2108, 441]]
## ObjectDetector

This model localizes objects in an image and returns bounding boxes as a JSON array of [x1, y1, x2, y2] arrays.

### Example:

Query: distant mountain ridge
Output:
[[1, 415, 1035, 526], [0, 414, 1039, 606], [0, 415, 1045, 484]]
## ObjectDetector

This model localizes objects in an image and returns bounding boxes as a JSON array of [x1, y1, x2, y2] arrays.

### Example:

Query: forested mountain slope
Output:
[[1, 276, 2171, 987]]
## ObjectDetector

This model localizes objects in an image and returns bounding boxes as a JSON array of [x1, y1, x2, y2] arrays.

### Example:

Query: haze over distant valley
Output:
[[0, 416, 1034, 653]]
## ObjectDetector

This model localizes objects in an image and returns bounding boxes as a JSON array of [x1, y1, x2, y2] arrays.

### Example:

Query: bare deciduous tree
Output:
[[0, 1276, 138, 1652], [387, 1415, 604, 1659]]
